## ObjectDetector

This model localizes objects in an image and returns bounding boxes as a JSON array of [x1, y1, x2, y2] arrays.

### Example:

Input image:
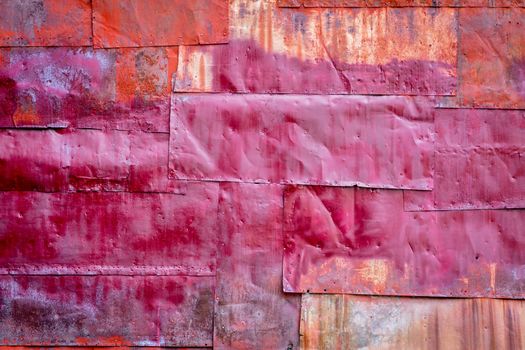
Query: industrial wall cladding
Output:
[[0, 0, 524, 349]]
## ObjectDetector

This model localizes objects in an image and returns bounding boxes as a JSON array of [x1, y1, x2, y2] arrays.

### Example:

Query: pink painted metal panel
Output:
[[0, 47, 175, 131], [0, 184, 219, 275], [169, 94, 434, 189], [458, 8, 525, 108], [284, 186, 525, 298], [0, 0, 92, 46], [215, 183, 301, 349], [174, 2, 457, 96], [92, 0, 229, 48], [405, 108, 525, 210], [0, 275, 214, 346], [0, 129, 176, 192]]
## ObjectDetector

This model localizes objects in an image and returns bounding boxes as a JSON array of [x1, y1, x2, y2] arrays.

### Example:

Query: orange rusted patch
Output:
[[92, 0, 229, 48]]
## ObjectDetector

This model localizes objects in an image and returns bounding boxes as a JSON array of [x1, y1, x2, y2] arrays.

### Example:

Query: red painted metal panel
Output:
[[0, 184, 218, 275], [405, 108, 525, 210], [0, 47, 175, 131], [458, 8, 525, 108], [175, 2, 457, 96], [279, 0, 525, 7], [0, 275, 214, 346], [215, 183, 301, 349], [284, 186, 525, 298], [0, 0, 92, 47], [0, 129, 176, 192], [169, 94, 434, 189], [92, 0, 229, 48]]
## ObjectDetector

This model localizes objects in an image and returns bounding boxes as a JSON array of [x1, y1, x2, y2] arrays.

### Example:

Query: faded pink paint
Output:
[[169, 94, 435, 190]]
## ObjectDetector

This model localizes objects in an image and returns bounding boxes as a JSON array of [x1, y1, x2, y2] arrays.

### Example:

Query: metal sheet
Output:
[[215, 183, 301, 349], [169, 94, 434, 189], [458, 8, 525, 108], [279, 0, 525, 7], [301, 293, 525, 350], [0, 0, 92, 47], [284, 186, 525, 298], [0, 129, 177, 192], [0, 184, 219, 275], [174, 0, 457, 95], [0, 275, 214, 346], [0, 47, 176, 131], [92, 0, 229, 48], [405, 108, 525, 211]]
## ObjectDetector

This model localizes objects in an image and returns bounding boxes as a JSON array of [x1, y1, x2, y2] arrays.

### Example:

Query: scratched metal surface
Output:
[[169, 94, 435, 189], [301, 294, 525, 350], [175, 0, 457, 95], [284, 186, 525, 297]]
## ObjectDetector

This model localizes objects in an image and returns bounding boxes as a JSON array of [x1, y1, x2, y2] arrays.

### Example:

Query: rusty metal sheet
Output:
[[0, 275, 214, 346], [405, 108, 525, 211], [0, 129, 177, 192], [174, 0, 457, 95], [215, 183, 301, 349], [169, 94, 434, 189], [0, 0, 92, 47], [0, 184, 219, 275], [284, 186, 525, 298], [279, 0, 525, 7], [457, 8, 525, 108], [0, 47, 177, 131], [92, 0, 229, 48], [301, 293, 525, 350]]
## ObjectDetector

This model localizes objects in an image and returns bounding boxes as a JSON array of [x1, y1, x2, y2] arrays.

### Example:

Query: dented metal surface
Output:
[[301, 294, 525, 350], [405, 108, 525, 210], [169, 94, 435, 189], [92, 0, 229, 48], [215, 183, 301, 349], [0, 0, 92, 46], [0, 275, 214, 346], [284, 186, 525, 297], [0, 184, 218, 275], [175, 0, 457, 95]]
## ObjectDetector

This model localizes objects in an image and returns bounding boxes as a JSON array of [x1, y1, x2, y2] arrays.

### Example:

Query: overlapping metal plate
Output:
[[92, 0, 229, 48], [279, 0, 525, 7], [174, 0, 457, 95], [284, 186, 525, 297], [301, 293, 525, 350], [0, 47, 177, 131], [405, 108, 525, 210], [0, 0, 92, 47], [0, 275, 214, 346], [169, 94, 435, 189]]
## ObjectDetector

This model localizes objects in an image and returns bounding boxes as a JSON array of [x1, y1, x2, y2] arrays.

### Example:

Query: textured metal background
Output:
[[1, 0, 524, 348]]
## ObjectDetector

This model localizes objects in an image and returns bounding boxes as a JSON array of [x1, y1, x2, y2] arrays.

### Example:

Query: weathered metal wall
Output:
[[0, 0, 524, 349]]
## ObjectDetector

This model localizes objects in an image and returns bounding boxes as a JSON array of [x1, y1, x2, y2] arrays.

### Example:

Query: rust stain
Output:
[[301, 294, 525, 350]]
